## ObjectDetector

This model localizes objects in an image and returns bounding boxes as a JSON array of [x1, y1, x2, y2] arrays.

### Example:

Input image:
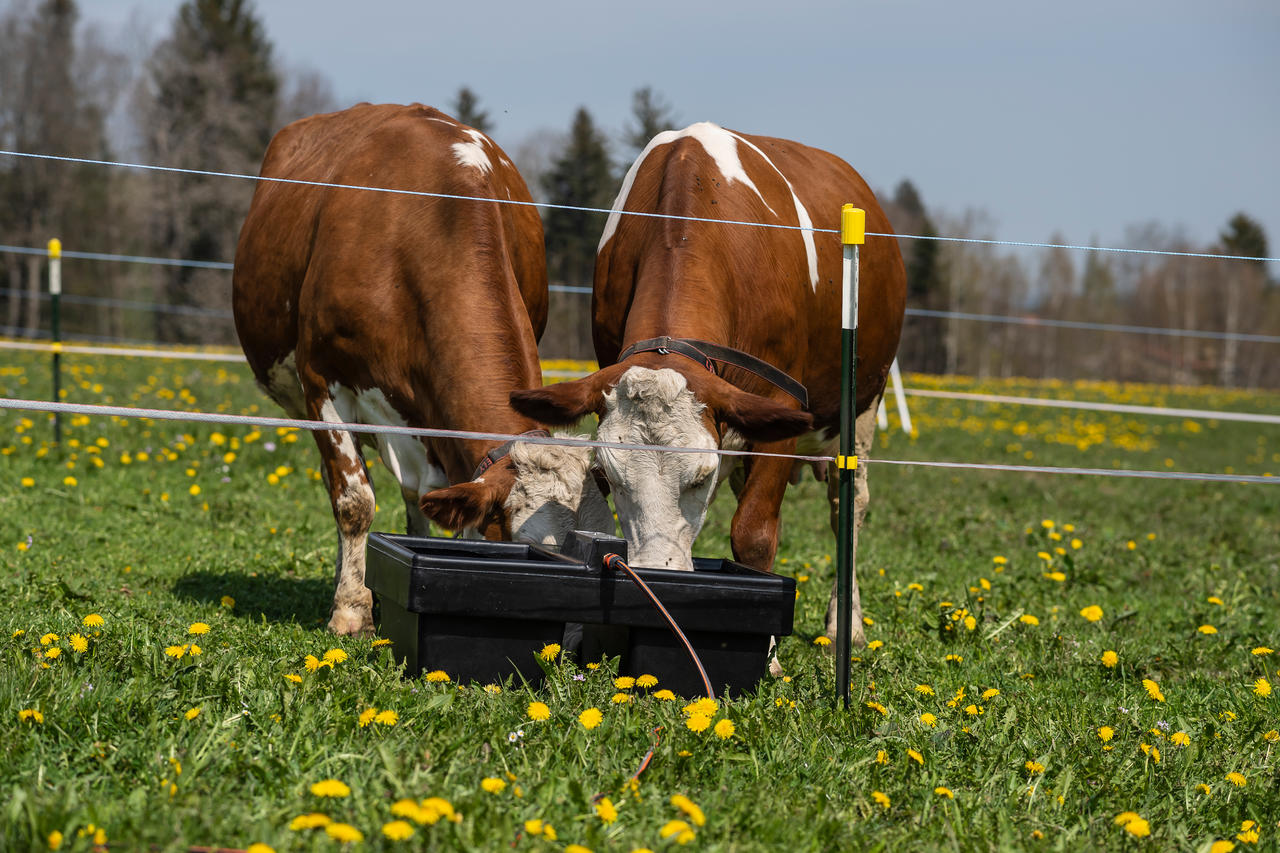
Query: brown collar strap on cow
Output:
[[471, 429, 550, 480], [617, 335, 809, 410]]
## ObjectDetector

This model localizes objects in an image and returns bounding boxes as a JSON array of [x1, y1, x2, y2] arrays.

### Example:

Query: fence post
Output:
[[48, 237, 62, 444], [835, 204, 863, 708]]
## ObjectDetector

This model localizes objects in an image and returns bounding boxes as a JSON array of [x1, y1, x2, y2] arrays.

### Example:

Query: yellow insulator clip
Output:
[[49, 342, 63, 353], [836, 454, 858, 469], [47, 238, 62, 259], [840, 204, 865, 246]]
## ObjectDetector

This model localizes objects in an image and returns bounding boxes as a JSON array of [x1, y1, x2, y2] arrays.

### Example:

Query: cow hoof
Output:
[[768, 657, 784, 678], [328, 608, 374, 637]]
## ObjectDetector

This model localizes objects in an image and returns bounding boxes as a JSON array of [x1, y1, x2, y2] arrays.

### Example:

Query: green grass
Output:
[[1, 352, 1277, 851]]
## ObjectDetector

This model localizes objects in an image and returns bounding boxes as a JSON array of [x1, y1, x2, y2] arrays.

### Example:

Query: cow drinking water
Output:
[[234, 103, 611, 636], [509, 122, 905, 644]]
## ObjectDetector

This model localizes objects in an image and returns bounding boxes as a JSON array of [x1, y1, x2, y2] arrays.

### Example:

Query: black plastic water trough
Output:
[[364, 531, 796, 696]]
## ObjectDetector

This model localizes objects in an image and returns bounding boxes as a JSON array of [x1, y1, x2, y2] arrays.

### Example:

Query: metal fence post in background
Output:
[[835, 204, 864, 708], [48, 237, 62, 444]]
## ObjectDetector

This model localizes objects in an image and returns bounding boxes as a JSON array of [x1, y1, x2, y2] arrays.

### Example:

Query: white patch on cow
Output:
[[326, 384, 446, 497], [261, 351, 306, 419], [595, 367, 720, 570], [504, 437, 614, 545], [599, 122, 777, 251], [452, 128, 493, 174], [316, 395, 376, 635], [727, 131, 820, 290]]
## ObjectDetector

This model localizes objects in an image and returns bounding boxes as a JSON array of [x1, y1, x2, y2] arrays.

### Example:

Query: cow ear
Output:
[[419, 480, 505, 532], [703, 377, 813, 443], [509, 365, 623, 425]]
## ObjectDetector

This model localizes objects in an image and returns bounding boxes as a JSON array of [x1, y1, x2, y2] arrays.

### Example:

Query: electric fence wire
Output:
[[1, 397, 1275, 486], [2, 149, 1277, 263]]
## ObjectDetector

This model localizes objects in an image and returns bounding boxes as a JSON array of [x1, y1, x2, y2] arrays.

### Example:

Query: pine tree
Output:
[[451, 86, 492, 134], [0, 0, 117, 336], [889, 179, 945, 372], [137, 0, 279, 343], [541, 107, 614, 288], [624, 87, 676, 154], [1219, 212, 1269, 275]]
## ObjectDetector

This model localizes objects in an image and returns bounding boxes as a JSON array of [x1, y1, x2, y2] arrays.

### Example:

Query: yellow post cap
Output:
[[47, 238, 62, 258], [840, 205, 865, 245]]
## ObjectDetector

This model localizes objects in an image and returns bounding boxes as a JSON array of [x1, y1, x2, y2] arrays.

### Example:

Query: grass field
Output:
[[2, 348, 1278, 852]]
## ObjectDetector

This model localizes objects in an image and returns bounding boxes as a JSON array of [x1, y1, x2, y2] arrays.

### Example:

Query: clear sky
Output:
[[87, 0, 1279, 260]]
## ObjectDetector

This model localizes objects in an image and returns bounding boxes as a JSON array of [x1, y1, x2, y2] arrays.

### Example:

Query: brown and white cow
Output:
[[233, 103, 611, 636], [510, 122, 905, 643]]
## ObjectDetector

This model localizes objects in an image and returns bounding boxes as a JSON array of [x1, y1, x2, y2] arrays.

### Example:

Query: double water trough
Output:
[[365, 531, 796, 696]]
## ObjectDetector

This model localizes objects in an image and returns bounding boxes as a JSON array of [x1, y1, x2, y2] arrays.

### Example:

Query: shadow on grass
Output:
[[172, 569, 331, 626]]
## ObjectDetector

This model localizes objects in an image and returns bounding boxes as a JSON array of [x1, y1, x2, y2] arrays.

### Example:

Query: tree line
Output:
[[2, 0, 1276, 387]]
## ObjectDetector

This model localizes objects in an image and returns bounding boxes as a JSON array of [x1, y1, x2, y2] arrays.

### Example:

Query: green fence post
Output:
[[48, 238, 62, 445], [835, 204, 864, 708]]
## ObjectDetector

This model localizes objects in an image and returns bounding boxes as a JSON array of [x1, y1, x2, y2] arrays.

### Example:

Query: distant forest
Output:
[[2, 0, 1276, 387]]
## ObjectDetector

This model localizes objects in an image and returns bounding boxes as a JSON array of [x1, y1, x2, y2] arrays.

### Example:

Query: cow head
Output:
[[419, 436, 613, 543], [510, 365, 811, 569]]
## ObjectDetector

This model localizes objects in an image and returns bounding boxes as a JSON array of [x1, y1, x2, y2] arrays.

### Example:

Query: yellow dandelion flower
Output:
[[875, 750, 888, 765], [1209, 841, 1235, 853], [1041, 519, 1055, 529], [1101, 650, 1118, 668], [865, 701, 887, 716], [374, 709, 398, 726], [660, 819, 693, 839], [1098, 726, 1115, 742], [964, 704, 980, 716], [714, 718, 736, 739], [1237, 824, 1259, 845], [1020, 613, 1040, 626], [614, 676, 636, 689], [992, 556, 1007, 565], [382, 820, 414, 841], [1079, 605, 1104, 622], [813, 636, 831, 646], [907, 748, 923, 764], [164, 645, 186, 659], [685, 713, 712, 733], [1025, 760, 1045, 774], [188, 643, 201, 656], [480, 776, 506, 794], [684, 697, 718, 717], [1207, 595, 1224, 606], [288, 813, 332, 831], [915, 684, 935, 695], [670, 794, 705, 826], [611, 692, 632, 704], [40, 633, 58, 645], [565, 845, 593, 853], [1044, 571, 1066, 582], [47, 830, 63, 850], [18, 709, 44, 723], [358, 708, 377, 727], [44, 647, 62, 659], [578, 707, 603, 730], [945, 654, 963, 664], [636, 673, 659, 688], [69, 634, 88, 653], [653, 689, 677, 701], [284, 673, 302, 684], [867, 639, 885, 650], [322, 648, 348, 664], [63, 475, 77, 487], [1071, 538, 1082, 549], [1198, 624, 1218, 635], [1251, 647, 1273, 655], [188, 622, 210, 635], [1037, 551, 1052, 562], [1123, 817, 1151, 838], [309, 779, 351, 798], [1143, 679, 1165, 702], [83, 614, 104, 628], [595, 797, 618, 823], [934, 786, 954, 799], [1126, 540, 1137, 550], [220, 595, 235, 608], [324, 823, 362, 843], [523, 819, 545, 836], [1170, 732, 1190, 746], [527, 701, 551, 721], [184, 707, 201, 720], [872, 791, 890, 809], [1196, 783, 1212, 796], [1253, 677, 1271, 696], [1263, 730, 1279, 742], [982, 688, 1000, 700], [1225, 771, 1246, 787], [920, 712, 937, 727], [538, 643, 561, 661], [424, 670, 450, 682]]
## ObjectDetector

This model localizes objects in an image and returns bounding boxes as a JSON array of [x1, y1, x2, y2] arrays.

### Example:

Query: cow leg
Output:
[[305, 386, 377, 636], [403, 487, 432, 537], [824, 395, 880, 644]]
